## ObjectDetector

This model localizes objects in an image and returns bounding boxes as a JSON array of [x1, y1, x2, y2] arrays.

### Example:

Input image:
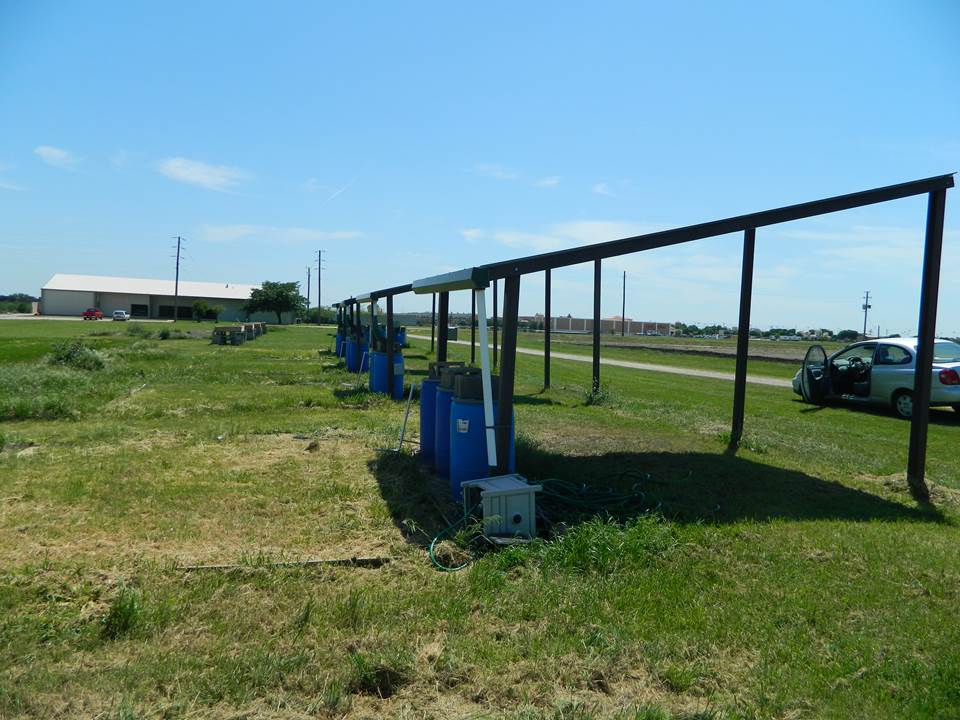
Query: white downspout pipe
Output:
[[474, 287, 498, 471]]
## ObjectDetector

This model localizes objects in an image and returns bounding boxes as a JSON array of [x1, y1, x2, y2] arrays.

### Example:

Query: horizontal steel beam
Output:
[[479, 174, 954, 279], [412, 268, 489, 294]]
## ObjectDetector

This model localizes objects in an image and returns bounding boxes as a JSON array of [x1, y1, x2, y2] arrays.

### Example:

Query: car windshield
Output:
[[934, 341, 960, 363]]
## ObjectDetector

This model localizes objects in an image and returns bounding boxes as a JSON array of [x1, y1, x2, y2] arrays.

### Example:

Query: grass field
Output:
[[1, 319, 959, 719]]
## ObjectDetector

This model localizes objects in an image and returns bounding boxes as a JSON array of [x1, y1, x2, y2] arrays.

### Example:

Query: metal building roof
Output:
[[41, 274, 259, 301]]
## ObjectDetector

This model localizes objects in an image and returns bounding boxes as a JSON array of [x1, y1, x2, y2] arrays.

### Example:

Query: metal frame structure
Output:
[[340, 174, 953, 499]]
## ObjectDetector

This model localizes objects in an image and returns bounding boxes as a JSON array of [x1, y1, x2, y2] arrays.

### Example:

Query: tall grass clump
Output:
[[126, 323, 154, 338], [534, 515, 675, 575], [46, 340, 105, 371], [101, 586, 143, 640], [0, 365, 88, 420], [583, 382, 619, 407]]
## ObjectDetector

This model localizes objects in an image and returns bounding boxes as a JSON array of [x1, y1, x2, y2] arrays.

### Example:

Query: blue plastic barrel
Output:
[[449, 399, 515, 501], [434, 387, 454, 477], [335, 332, 344, 357], [419, 379, 439, 464], [369, 351, 404, 399], [395, 327, 407, 346], [344, 338, 370, 372]]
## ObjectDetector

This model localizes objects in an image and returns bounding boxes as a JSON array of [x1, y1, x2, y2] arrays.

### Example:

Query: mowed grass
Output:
[[406, 328, 837, 380], [1, 319, 959, 719]]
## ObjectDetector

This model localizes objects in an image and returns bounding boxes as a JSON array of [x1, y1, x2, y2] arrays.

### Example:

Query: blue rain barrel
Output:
[[369, 351, 404, 399], [335, 332, 344, 357], [434, 387, 455, 477], [344, 338, 370, 372], [419, 379, 439, 464], [395, 327, 407, 346], [364, 326, 371, 343], [449, 399, 515, 501]]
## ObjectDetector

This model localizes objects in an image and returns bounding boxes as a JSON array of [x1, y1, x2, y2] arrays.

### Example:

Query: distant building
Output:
[[40, 274, 289, 322], [520, 314, 674, 335]]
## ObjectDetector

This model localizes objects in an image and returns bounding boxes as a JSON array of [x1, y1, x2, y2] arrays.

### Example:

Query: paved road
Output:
[[407, 334, 793, 388]]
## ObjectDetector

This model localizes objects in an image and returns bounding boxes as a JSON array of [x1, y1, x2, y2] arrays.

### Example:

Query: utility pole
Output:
[[317, 250, 325, 324], [862, 290, 872, 338], [173, 235, 182, 322], [306, 266, 311, 316], [621, 270, 626, 336]]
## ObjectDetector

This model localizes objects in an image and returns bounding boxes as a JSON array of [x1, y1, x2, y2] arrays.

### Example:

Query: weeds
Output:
[[534, 515, 675, 574], [126, 323, 154, 338], [101, 586, 142, 640], [583, 382, 618, 407], [345, 648, 410, 697], [46, 339, 105, 370]]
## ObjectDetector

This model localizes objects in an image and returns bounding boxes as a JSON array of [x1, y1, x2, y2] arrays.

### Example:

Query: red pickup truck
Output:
[[81, 308, 103, 320]]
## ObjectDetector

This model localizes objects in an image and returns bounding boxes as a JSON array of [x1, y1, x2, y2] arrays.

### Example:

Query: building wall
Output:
[[41, 289, 95, 316], [99, 292, 153, 316], [41, 288, 293, 323]]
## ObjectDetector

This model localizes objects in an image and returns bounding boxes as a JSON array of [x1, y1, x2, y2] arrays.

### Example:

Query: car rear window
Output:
[[934, 341, 960, 363]]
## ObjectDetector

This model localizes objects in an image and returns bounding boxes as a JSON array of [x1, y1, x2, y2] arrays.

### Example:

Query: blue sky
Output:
[[2, 1, 958, 333]]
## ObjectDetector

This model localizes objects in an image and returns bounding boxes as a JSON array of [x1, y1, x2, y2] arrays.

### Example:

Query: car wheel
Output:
[[892, 390, 913, 420], [953, 403, 960, 414]]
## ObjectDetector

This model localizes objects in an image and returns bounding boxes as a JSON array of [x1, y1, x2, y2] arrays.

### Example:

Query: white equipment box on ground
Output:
[[460, 474, 541, 541]]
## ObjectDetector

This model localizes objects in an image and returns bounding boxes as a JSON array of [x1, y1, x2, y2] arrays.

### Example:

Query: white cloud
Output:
[[592, 182, 615, 197], [460, 228, 484, 243], [303, 177, 323, 192], [34, 145, 79, 169], [479, 220, 665, 254], [110, 150, 130, 168], [534, 176, 561, 188], [158, 157, 251, 192], [493, 231, 569, 252], [474, 163, 518, 181], [0, 179, 24, 191], [200, 224, 362, 244]]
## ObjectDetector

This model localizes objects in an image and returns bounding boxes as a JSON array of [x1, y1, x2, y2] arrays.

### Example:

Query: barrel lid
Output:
[[439, 366, 478, 389], [454, 373, 500, 400], [429, 361, 464, 380]]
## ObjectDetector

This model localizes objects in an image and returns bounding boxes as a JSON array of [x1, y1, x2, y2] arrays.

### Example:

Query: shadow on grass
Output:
[[516, 439, 943, 525], [369, 439, 943, 545], [791, 399, 960, 426]]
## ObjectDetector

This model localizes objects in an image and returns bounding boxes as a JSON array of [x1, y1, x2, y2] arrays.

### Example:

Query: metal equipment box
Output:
[[460, 474, 541, 541]]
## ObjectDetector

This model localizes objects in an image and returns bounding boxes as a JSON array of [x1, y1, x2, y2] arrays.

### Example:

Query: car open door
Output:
[[800, 345, 829, 403]]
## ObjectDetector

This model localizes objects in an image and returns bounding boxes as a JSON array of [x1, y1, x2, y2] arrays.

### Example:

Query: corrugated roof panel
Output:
[[41, 274, 260, 301]]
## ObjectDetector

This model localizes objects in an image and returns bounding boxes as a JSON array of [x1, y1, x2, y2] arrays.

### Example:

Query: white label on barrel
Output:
[[457, 419, 469, 433]]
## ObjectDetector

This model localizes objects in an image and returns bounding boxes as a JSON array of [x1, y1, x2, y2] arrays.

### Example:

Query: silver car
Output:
[[792, 337, 960, 419]]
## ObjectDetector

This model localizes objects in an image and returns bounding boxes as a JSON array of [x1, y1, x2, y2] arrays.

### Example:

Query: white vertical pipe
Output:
[[475, 288, 498, 470]]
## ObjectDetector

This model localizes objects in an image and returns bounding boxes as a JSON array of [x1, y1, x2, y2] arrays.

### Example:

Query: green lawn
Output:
[[1, 320, 958, 719], [410, 328, 845, 379]]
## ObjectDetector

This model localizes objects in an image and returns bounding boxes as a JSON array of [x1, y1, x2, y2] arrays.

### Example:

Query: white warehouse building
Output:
[[40, 274, 288, 322]]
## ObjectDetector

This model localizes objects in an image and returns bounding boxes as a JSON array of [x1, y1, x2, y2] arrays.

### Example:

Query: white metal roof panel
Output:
[[42, 274, 259, 301]]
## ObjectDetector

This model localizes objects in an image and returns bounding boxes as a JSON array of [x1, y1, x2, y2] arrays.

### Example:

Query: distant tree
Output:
[[246, 281, 306, 324], [191, 300, 209, 321], [211, 305, 224, 321], [307, 306, 336, 324], [836, 329, 859, 342]]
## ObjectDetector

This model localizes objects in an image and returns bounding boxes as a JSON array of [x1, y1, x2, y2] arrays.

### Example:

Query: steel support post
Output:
[[386, 294, 395, 398], [496, 275, 521, 475], [430, 293, 436, 353], [730, 228, 756, 448], [907, 189, 947, 500], [437, 291, 449, 362], [493, 278, 498, 368], [544, 269, 551, 389], [592, 260, 601, 393], [470, 290, 476, 364]]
